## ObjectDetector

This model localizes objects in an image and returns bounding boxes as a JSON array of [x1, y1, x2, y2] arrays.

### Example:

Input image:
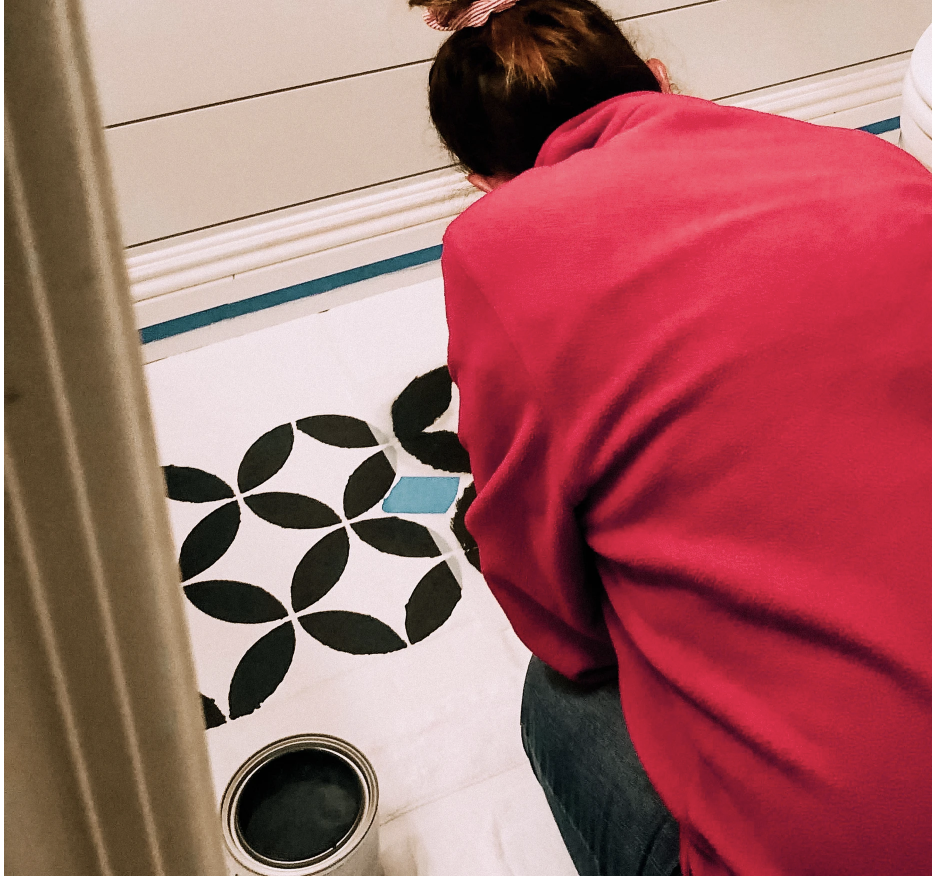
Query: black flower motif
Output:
[[228, 623, 297, 719], [244, 492, 341, 529], [351, 517, 441, 558], [451, 481, 480, 572], [343, 452, 396, 520], [299, 611, 407, 654], [179, 502, 241, 582], [165, 422, 345, 578], [238, 424, 294, 493], [167, 366, 482, 726], [201, 693, 226, 729], [164, 465, 235, 502], [391, 367, 471, 473], [405, 562, 462, 644], [297, 414, 379, 448], [181, 534, 462, 721], [291, 529, 351, 613], [184, 580, 287, 623]]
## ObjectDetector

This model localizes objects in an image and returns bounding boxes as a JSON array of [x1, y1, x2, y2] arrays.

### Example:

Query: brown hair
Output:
[[410, 0, 663, 177]]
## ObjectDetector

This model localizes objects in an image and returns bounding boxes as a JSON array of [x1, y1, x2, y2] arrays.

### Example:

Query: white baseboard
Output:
[[131, 54, 910, 345], [130, 168, 478, 308]]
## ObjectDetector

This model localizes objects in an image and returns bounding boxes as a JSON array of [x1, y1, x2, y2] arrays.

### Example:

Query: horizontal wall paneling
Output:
[[623, 0, 931, 100], [106, 64, 451, 246], [82, 0, 701, 125], [717, 52, 909, 119], [105, 2, 929, 246]]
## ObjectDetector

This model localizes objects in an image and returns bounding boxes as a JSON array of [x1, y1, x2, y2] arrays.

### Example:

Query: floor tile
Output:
[[379, 765, 578, 876], [144, 310, 358, 481], [143, 275, 568, 876], [201, 602, 534, 812], [316, 277, 461, 442]]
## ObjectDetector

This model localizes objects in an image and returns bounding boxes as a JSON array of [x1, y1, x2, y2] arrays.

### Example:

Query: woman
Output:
[[412, 0, 932, 874]]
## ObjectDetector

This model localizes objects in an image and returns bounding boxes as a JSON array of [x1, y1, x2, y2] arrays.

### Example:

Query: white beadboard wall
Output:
[[77, 0, 931, 343], [82, 0, 706, 125]]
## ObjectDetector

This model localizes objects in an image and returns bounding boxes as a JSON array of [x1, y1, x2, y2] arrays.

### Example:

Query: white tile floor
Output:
[[144, 277, 579, 875]]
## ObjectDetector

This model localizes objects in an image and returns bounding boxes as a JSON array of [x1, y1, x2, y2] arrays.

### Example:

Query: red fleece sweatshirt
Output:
[[442, 92, 932, 876]]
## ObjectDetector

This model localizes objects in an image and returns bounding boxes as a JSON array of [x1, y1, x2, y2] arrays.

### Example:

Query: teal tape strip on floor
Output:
[[139, 244, 443, 344], [858, 117, 900, 135]]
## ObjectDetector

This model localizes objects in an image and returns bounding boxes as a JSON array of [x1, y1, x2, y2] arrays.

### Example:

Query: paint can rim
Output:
[[221, 733, 379, 876]]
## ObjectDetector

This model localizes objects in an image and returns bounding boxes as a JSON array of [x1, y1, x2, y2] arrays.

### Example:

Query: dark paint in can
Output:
[[221, 735, 381, 876]]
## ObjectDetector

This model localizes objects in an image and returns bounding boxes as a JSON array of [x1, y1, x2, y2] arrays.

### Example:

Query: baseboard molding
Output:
[[130, 54, 909, 340], [129, 169, 479, 303]]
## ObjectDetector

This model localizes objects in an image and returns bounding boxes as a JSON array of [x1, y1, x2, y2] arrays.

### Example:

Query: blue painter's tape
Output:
[[140, 244, 443, 344], [382, 476, 460, 514], [858, 117, 900, 135]]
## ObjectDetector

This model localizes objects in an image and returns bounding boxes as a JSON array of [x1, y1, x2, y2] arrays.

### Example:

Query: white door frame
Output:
[[5, 1, 228, 873]]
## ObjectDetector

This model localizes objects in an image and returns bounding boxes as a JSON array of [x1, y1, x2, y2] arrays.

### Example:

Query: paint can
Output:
[[221, 734, 381, 876]]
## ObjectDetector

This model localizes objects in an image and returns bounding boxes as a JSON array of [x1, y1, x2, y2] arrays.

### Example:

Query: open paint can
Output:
[[221, 734, 381, 876]]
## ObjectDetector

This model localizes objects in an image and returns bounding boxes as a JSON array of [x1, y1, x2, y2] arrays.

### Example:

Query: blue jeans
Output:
[[520, 656, 682, 876]]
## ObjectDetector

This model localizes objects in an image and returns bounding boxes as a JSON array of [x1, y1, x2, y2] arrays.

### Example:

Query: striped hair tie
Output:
[[423, 0, 521, 30]]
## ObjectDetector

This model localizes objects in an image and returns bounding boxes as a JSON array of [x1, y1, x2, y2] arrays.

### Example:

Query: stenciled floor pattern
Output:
[[164, 366, 476, 725], [144, 278, 579, 876]]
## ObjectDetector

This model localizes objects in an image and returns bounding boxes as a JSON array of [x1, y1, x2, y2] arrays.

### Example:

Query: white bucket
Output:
[[221, 734, 381, 876]]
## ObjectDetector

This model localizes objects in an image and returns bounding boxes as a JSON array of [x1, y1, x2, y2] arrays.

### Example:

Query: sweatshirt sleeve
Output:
[[442, 237, 617, 684]]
